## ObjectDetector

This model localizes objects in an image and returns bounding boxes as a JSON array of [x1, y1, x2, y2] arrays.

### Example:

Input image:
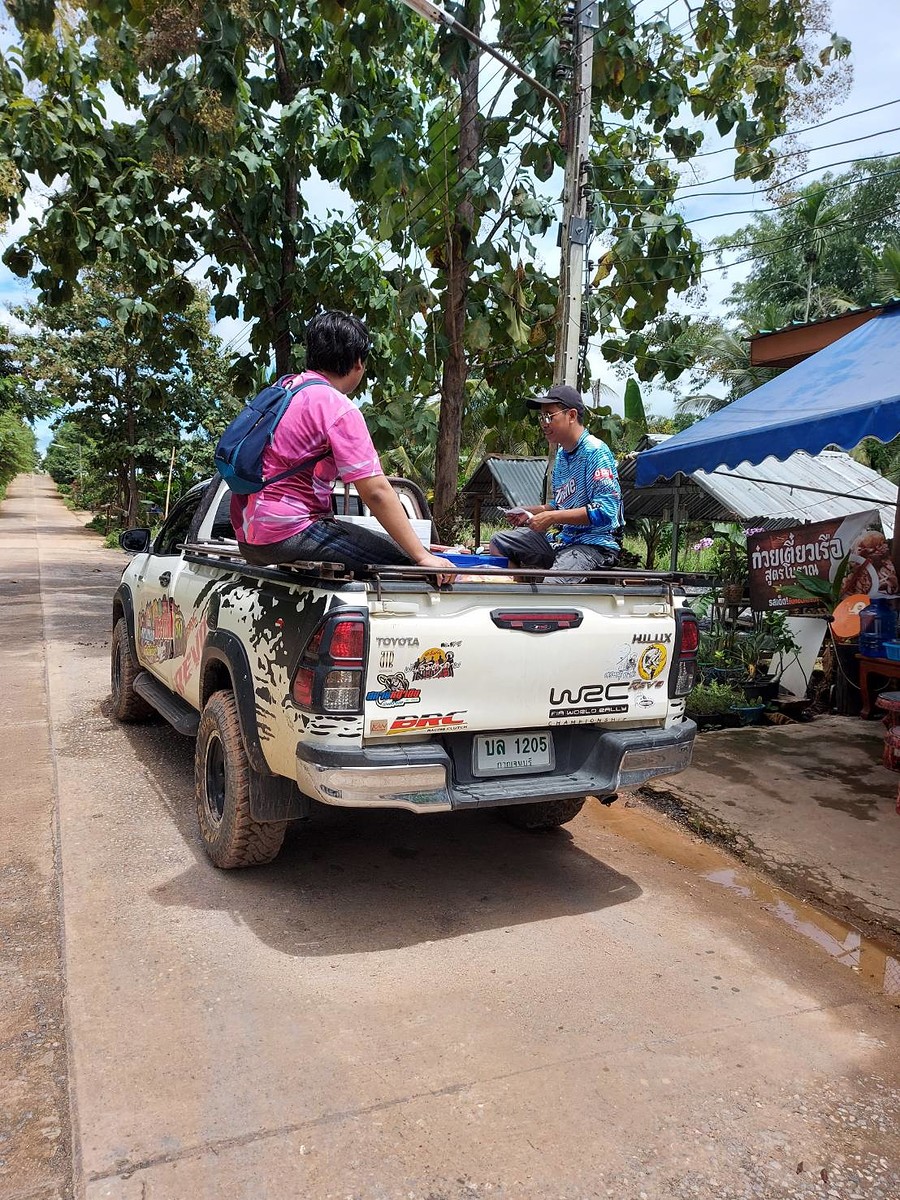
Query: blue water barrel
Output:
[[858, 596, 897, 657]]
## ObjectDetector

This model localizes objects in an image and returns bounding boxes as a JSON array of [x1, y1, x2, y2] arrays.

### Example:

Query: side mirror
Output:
[[119, 527, 152, 554]]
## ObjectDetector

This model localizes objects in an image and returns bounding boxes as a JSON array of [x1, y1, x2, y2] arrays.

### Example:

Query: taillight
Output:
[[329, 619, 365, 660], [680, 618, 699, 655], [291, 612, 367, 714], [671, 608, 699, 698]]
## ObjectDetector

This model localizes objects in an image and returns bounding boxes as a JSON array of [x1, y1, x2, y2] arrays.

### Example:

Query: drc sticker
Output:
[[638, 643, 667, 680], [366, 672, 421, 709], [410, 647, 458, 681], [387, 711, 467, 734]]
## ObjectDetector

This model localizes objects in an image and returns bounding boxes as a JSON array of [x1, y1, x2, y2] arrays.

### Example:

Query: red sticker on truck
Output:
[[386, 711, 467, 734]]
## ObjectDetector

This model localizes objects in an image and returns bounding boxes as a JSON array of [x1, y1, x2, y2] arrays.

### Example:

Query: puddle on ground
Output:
[[587, 800, 900, 1006]]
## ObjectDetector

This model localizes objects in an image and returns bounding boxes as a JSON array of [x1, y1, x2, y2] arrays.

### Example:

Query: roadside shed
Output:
[[620, 435, 898, 568], [459, 455, 546, 543]]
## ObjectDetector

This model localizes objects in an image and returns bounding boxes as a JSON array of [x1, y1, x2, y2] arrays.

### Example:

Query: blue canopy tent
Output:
[[636, 305, 900, 487], [635, 305, 900, 574]]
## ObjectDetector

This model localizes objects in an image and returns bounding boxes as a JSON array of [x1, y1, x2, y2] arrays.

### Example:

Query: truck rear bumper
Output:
[[295, 721, 696, 812]]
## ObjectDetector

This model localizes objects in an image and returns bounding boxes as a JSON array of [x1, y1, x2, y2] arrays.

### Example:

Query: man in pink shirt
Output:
[[230, 311, 452, 582]]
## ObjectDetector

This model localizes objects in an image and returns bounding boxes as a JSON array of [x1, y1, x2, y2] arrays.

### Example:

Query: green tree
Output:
[[0, 0, 846, 536], [718, 156, 900, 330], [0, 408, 37, 499], [14, 261, 238, 524], [862, 244, 900, 303], [43, 419, 94, 489]]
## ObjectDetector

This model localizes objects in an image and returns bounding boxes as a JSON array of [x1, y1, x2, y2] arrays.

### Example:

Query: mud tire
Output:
[[110, 617, 153, 721], [195, 690, 287, 869], [502, 796, 586, 831]]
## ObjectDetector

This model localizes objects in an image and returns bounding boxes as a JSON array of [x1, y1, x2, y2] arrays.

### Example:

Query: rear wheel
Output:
[[110, 617, 152, 721], [195, 690, 287, 869], [501, 796, 586, 831]]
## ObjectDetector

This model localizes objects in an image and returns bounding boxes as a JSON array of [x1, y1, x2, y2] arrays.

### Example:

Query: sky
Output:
[[2, 0, 899, 448]]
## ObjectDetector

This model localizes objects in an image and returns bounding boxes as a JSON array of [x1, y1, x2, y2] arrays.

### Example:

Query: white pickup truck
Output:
[[110, 477, 698, 868]]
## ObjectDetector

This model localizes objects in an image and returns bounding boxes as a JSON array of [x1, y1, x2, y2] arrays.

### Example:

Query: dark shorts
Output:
[[239, 518, 413, 575], [489, 528, 620, 583]]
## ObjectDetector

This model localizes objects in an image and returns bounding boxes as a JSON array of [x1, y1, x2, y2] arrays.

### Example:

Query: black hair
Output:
[[304, 311, 371, 377]]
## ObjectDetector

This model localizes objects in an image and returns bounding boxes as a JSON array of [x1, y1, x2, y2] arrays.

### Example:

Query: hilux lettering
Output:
[[633, 632, 672, 644]]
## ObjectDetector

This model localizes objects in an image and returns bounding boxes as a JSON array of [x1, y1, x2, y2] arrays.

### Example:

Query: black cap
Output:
[[527, 383, 586, 417]]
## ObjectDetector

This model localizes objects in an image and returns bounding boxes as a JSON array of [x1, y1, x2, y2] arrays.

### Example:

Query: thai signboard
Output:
[[747, 510, 897, 613]]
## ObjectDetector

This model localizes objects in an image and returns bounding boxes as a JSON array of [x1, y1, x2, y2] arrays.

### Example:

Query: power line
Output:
[[679, 122, 900, 181], [674, 147, 900, 197], [679, 165, 900, 228], [668, 96, 900, 162]]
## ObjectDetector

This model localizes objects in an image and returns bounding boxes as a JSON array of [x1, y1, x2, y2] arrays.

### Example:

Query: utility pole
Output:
[[400, 0, 595, 389], [397, 0, 597, 505], [554, 0, 598, 389]]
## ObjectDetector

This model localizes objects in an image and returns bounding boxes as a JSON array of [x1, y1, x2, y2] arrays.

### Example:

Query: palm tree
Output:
[[674, 323, 779, 416], [863, 244, 900, 302], [794, 183, 841, 322]]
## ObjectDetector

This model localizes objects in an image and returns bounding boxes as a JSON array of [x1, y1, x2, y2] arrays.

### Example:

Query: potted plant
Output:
[[698, 628, 744, 685], [779, 559, 857, 713], [737, 613, 801, 703], [711, 524, 748, 606], [685, 681, 748, 730], [778, 559, 850, 614]]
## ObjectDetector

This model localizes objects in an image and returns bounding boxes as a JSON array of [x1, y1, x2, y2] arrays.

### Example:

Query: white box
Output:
[[335, 515, 433, 549]]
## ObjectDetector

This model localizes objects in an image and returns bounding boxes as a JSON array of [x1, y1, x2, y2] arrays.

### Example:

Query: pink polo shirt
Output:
[[230, 371, 383, 545]]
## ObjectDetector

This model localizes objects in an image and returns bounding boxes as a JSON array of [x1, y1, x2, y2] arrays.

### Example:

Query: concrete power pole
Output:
[[554, 0, 598, 389]]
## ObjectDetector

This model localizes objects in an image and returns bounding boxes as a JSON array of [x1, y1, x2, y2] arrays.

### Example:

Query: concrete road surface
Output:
[[2, 474, 899, 1200]]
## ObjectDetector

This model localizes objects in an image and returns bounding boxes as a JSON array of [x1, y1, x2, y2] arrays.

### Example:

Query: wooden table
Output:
[[856, 655, 900, 718]]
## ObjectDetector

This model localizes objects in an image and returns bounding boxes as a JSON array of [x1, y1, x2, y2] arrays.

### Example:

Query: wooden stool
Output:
[[882, 727, 900, 770], [875, 693, 900, 771]]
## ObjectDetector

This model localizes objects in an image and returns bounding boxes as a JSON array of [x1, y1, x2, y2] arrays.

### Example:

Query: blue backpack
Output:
[[214, 377, 327, 495]]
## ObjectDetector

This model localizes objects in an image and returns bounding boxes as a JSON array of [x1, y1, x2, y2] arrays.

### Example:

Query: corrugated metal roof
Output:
[[750, 301, 895, 339], [621, 437, 897, 535], [460, 455, 547, 515]]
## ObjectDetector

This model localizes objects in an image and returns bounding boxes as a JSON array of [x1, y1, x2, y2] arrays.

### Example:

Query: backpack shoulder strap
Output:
[[261, 377, 331, 488]]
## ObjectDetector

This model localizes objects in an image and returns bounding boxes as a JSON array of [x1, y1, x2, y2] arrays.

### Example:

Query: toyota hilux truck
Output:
[[110, 476, 698, 869]]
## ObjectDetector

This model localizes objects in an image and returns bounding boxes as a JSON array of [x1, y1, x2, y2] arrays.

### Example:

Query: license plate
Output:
[[473, 731, 554, 777]]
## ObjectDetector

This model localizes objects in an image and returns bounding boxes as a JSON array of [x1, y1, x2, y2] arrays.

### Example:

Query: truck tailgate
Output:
[[363, 590, 676, 740]]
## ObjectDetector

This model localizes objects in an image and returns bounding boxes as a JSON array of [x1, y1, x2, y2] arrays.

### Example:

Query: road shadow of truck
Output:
[[116, 716, 642, 958]]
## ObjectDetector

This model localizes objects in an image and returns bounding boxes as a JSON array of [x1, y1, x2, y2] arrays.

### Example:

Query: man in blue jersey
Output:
[[489, 384, 622, 582]]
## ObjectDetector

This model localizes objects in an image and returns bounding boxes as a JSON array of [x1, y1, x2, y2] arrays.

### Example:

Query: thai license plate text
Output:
[[473, 732, 554, 777]]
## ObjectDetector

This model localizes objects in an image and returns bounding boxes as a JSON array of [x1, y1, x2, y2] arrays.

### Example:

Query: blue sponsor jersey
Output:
[[550, 431, 622, 550]]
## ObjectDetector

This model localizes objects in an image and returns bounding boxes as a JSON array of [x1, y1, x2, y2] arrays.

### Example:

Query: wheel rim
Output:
[[204, 732, 226, 826]]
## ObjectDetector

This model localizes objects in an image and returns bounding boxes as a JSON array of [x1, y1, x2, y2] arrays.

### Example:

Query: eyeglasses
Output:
[[537, 407, 566, 425]]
